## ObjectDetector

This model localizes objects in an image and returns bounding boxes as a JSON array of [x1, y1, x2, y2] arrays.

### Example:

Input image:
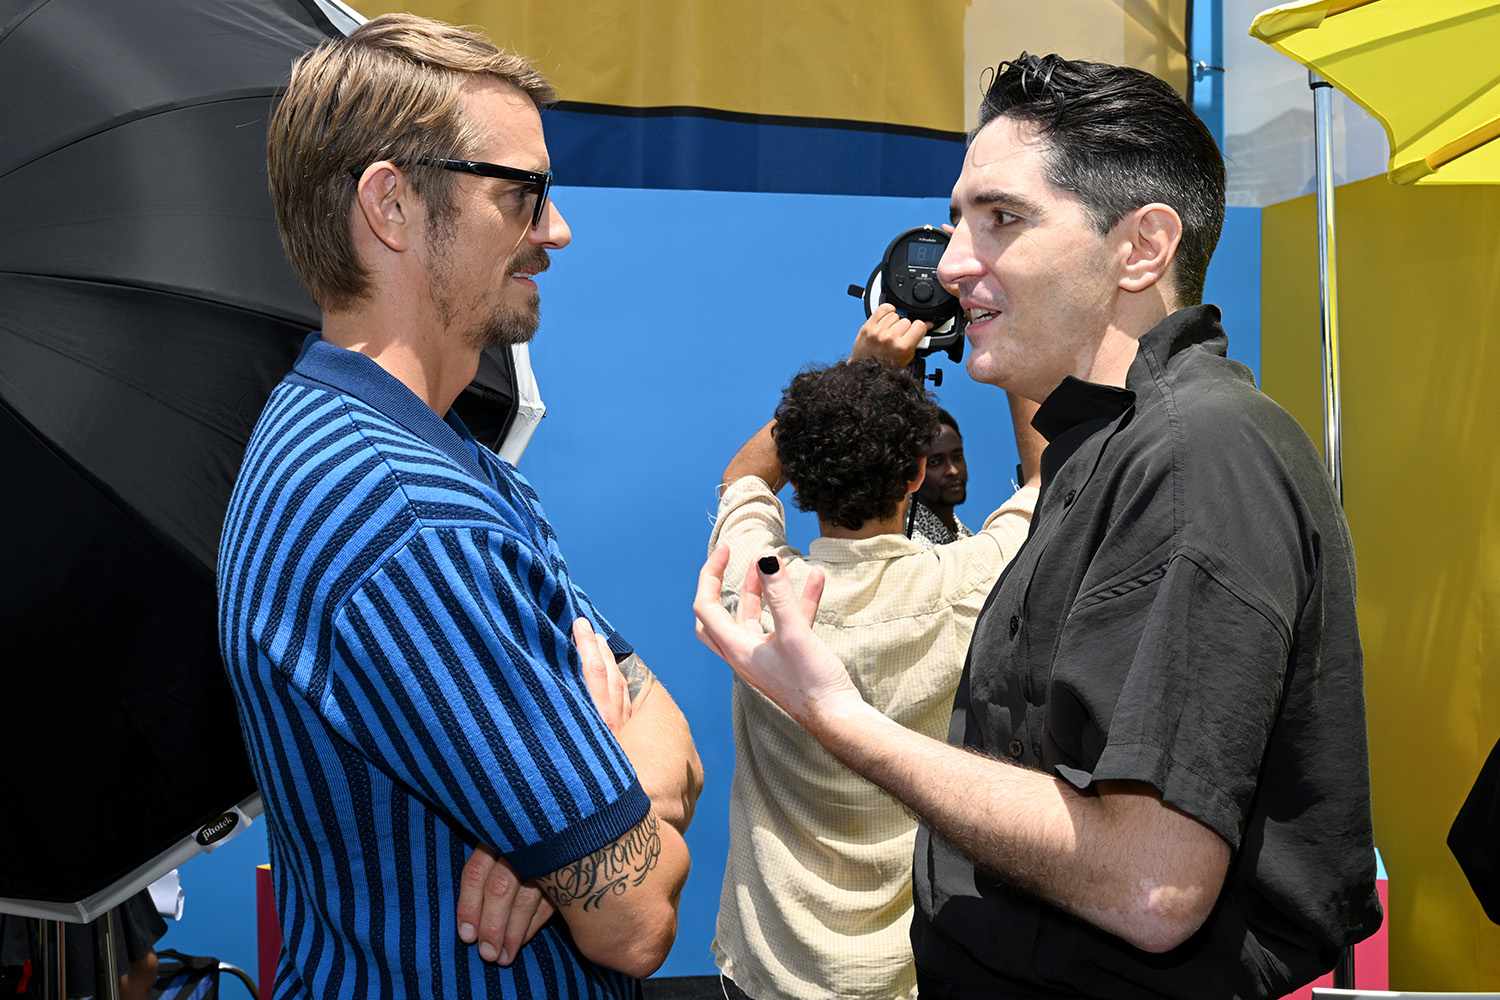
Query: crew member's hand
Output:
[[851, 303, 929, 368], [457, 847, 555, 966], [693, 545, 861, 726]]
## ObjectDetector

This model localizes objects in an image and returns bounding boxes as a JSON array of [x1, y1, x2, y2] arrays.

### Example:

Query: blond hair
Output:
[[267, 13, 554, 311]]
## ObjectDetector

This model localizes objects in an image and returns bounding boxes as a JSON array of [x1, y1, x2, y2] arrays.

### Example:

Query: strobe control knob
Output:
[[912, 278, 935, 303]]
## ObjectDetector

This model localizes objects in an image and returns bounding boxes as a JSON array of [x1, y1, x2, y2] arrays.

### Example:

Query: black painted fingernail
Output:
[[758, 555, 780, 575]]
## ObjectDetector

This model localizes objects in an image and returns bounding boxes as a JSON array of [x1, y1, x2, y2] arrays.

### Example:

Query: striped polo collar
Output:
[[290, 333, 487, 481]]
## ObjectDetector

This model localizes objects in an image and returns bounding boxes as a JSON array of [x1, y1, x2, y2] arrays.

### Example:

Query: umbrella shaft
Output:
[[1312, 74, 1344, 506], [1312, 71, 1354, 992]]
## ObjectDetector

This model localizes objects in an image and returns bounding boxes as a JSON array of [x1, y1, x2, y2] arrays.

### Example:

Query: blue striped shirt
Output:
[[217, 335, 648, 999]]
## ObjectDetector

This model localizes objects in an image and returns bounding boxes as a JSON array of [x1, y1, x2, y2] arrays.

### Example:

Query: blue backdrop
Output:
[[162, 191, 1262, 980]]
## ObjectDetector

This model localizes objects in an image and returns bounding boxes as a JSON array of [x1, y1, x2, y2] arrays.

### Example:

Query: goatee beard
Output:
[[471, 244, 549, 348], [427, 235, 549, 351], [468, 295, 540, 350]]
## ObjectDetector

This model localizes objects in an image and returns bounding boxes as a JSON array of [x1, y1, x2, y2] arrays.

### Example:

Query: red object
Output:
[[1280, 866, 1390, 999], [256, 864, 282, 996]]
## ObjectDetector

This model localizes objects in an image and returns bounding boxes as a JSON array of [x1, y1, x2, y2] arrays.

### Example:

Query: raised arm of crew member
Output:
[[693, 552, 1228, 957]]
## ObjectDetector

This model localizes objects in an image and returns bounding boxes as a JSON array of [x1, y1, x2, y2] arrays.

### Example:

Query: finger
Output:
[[738, 559, 764, 625], [522, 897, 555, 947], [756, 554, 813, 636], [895, 317, 932, 352], [476, 858, 521, 962], [855, 304, 893, 344], [874, 307, 906, 338], [694, 618, 727, 659], [598, 631, 627, 726], [694, 547, 751, 661], [500, 885, 546, 965], [573, 618, 609, 710], [800, 567, 827, 623], [941, 223, 955, 235], [457, 846, 497, 943]]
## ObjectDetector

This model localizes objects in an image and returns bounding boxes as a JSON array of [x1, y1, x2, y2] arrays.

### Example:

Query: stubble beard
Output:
[[425, 222, 546, 352]]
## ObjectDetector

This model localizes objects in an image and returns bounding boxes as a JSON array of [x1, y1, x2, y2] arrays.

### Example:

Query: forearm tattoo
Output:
[[536, 813, 662, 911], [616, 653, 656, 704]]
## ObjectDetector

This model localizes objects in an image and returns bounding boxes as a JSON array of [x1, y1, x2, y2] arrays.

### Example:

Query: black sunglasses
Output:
[[348, 157, 554, 229]]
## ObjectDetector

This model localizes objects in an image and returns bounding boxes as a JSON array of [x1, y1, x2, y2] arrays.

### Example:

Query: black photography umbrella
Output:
[[0, 0, 526, 921]]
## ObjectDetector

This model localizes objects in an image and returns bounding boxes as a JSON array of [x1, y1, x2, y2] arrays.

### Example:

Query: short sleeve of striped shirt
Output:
[[321, 523, 650, 880]]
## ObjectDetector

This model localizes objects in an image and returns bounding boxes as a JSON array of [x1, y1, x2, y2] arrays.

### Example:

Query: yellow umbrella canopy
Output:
[[1250, 0, 1500, 185]]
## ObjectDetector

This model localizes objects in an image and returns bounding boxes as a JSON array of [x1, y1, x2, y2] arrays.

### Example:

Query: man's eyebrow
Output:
[[949, 189, 1044, 224]]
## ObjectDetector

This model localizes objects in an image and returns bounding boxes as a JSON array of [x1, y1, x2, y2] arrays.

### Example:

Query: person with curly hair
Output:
[[705, 307, 1042, 1000]]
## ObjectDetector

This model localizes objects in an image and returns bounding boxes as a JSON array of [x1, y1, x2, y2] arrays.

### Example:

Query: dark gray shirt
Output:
[[911, 305, 1382, 999]]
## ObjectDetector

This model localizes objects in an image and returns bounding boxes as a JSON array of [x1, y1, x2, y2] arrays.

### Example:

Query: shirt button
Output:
[[1064, 489, 1077, 507], [1007, 738, 1024, 759], [1008, 614, 1021, 639]]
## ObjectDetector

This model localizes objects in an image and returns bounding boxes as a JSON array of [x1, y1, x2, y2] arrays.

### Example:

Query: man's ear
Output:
[[1117, 203, 1183, 296], [353, 161, 414, 254], [909, 455, 928, 495]]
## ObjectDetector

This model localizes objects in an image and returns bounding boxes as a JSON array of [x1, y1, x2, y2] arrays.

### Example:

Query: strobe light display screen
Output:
[[906, 241, 943, 269]]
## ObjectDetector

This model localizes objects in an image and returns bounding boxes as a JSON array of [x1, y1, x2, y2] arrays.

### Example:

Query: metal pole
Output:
[[35, 920, 65, 1000], [92, 909, 122, 1000], [1310, 70, 1345, 504], [1311, 71, 1354, 990]]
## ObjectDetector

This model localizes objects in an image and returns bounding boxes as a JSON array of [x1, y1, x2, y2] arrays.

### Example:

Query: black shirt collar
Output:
[[1032, 304, 1227, 443], [1132, 302, 1228, 390], [290, 333, 487, 481]]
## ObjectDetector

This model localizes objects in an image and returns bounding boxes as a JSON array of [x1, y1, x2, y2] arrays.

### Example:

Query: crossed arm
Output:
[[692, 548, 1230, 954], [456, 622, 702, 974]]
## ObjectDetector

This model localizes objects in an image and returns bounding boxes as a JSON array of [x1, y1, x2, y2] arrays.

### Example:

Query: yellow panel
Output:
[[353, 0, 969, 133], [351, 1, 1186, 135], [1263, 176, 1500, 990]]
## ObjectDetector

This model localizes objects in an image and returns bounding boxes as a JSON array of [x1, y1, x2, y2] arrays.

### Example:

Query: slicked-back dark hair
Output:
[[773, 360, 939, 532], [976, 53, 1225, 306], [936, 408, 961, 436]]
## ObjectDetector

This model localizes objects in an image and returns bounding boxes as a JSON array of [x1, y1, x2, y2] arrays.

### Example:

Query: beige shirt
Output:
[[709, 476, 1037, 1000]]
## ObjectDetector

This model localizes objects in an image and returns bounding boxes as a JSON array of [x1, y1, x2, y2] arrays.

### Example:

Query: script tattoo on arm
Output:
[[615, 653, 656, 704], [535, 813, 663, 911]]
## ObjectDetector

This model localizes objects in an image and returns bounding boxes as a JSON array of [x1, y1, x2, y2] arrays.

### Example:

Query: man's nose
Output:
[[532, 198, 571, 250], [938, 221, 980, 292]]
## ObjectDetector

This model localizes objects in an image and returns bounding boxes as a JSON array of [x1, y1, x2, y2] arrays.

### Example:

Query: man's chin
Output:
[[469, 308, 540, 350]]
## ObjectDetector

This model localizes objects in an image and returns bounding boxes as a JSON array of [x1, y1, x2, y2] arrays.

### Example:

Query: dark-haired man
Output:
[[695, 53, 1381, 998], [707, 316, 1041, 1000]]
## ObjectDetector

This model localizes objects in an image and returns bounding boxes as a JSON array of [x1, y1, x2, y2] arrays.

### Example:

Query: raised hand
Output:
[[692, 545, 861, 726], [851, 302, 930, 368]]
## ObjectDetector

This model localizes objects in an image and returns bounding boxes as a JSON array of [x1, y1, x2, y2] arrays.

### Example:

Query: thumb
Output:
[[755, 554, 809, 634]]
